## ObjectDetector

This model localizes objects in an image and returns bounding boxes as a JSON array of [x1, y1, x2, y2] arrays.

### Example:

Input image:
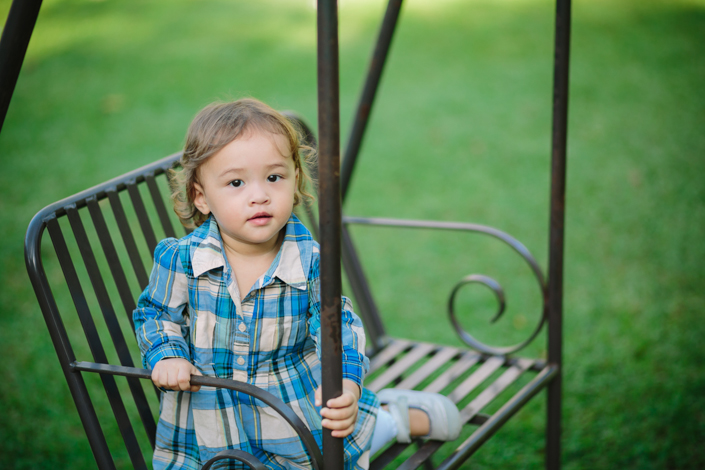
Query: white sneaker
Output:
[[377, 389, 462, 443]]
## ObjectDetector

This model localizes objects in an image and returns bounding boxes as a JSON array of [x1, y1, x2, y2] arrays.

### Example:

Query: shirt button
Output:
[[237, 357, 245, 366], [238, 323, 246, 332]]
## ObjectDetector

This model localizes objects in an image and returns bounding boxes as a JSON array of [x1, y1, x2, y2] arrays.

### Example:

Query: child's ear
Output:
[[192, 183, 211, 215]]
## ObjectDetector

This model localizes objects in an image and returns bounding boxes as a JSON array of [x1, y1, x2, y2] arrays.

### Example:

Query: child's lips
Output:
[[248, 212, 273, 225]]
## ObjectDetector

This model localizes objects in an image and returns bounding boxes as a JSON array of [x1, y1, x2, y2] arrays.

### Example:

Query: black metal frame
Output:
[[12, 0, 570, 469]]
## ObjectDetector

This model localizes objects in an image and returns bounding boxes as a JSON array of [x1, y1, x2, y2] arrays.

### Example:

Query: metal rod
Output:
[[341, 0, 404, 201], [547, 0, 571, 468], [0, 0, 43, 133], [317, 0, 344, 469], [437, 365, 560, 470]]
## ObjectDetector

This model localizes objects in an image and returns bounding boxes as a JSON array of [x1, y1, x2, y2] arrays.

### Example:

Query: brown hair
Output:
[[170, 98, 315, 228]]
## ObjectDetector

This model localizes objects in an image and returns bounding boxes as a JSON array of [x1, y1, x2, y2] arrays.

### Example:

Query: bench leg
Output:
[[546, 376, 561, 470]]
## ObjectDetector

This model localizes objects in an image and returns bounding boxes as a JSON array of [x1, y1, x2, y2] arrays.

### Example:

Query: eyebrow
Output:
[[217, 162, 290, 178]]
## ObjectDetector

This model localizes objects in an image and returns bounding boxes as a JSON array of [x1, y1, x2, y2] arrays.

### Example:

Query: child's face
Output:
[[192, 129, 298, 252]]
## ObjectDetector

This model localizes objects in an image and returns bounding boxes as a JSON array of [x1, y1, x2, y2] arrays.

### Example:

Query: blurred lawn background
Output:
[[1, 0, 703, 468]]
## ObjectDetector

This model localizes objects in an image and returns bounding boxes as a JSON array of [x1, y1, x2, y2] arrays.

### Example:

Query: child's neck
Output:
[[222, 230, 285, 298]]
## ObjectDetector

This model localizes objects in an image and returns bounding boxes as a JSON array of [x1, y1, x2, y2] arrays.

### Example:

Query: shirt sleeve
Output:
[[307, 254, 370, 387], [133, 238, 191, 370]]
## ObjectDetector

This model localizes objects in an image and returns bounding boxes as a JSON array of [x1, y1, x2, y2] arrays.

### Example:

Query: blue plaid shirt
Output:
[[134, 214, 379, 470]]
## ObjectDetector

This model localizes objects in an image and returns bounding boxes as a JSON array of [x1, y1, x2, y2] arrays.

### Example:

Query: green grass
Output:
[[1, 0, 704, 468]]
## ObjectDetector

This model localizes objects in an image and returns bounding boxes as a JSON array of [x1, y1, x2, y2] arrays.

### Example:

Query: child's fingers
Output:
[[325, 390, 356, 409], [321, 414, 357, 435], [189, 366, 202, 392], [321, 403, 358, 421], [315, 386, 322, 407], [330, 424, 356, 438]]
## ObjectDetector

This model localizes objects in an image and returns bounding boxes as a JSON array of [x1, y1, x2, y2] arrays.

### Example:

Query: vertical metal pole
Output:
[[341, 0, 404, 202], [547, 0, 571, 469], [0, 0, 43, 134], [317, 1, 344, 469]]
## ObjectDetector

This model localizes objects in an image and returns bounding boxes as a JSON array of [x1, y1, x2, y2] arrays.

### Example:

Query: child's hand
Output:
[[151, 358, 202, 392], [315, 379, 361, 438]]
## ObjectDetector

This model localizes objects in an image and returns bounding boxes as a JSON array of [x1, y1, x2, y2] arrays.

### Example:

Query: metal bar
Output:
[[446, 356, 504, 404], [341, 0, 404, 201], [396, 347, 460, 390], [397, 359, 537, 470], [422, 351, 481, 394], [341, 224, 387, 353], [127, 182, 158, 256], [71, 204, 157, 447], [202, 450, 267, 470], [317, 0, 344, 468], [47, 217, 147, 470], [370, 441, 414, 470], [72, 361, 324, 470], [0, 0, 43, 133], [368, 338, 412, 374], [24, 153, 180, 220], [438, 365, 559, 470], [457, 358, 534, 423], [343, 216, 546, 288], [145, 173, 177, 239], [547, 0, 571, 468], [25, 215, 116, 470], [87, 198, 137, 326], [107, 190, 149, 289], [366, 342, 437, 393]]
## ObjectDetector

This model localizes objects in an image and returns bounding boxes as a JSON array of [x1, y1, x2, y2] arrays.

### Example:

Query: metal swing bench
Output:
[[13, 0, 571, 469]]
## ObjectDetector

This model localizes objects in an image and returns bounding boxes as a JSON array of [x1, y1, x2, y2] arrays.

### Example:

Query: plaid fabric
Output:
[[134, 214, 379, 470]]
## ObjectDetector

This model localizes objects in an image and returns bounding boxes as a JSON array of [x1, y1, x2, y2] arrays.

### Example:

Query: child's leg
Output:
[[369, 409, 398, 455], [369, 406, 433, 455], [376, 389, 461, 444]]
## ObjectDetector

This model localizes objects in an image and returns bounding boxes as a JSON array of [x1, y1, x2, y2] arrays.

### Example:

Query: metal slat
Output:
[[47, 217, 147, 470], [368, 338, 412, 374], [107, 190, 149, 288], [86, 199, 137, 326], [145, 173, 177, 239], [126, 182, 158, 256], [422, 351, 481, 394], [395, 359, 535, 470], [367, 342, 437, 393], [458, 358, 534, 422], [446, 356, 505, 404], [83, 200, 158, 447], [396, 347, 460, 390], [437, 365, 559, 470]]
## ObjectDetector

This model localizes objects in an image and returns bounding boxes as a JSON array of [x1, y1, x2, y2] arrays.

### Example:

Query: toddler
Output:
[[134, 98, 461, 470]]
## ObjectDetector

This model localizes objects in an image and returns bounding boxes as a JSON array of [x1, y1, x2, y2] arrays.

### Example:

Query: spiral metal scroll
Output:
[[342, 217, 548, 356]]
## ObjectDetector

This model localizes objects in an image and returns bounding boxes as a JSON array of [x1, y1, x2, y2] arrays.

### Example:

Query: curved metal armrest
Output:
[[202, 449, 267, 470], [71, 361, 323, 470], [342, 216, 548, 356]]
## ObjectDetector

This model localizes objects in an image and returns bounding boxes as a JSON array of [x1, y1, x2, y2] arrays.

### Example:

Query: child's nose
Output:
[[248, 183, 270, 204]]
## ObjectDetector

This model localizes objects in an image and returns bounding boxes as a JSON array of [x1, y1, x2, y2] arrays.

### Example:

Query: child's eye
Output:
[[267, 175, 281, 183], [229, 179, 243, 188]]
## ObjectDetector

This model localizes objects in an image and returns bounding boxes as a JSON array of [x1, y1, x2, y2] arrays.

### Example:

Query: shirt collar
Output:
[[189, 214, 315, 291]]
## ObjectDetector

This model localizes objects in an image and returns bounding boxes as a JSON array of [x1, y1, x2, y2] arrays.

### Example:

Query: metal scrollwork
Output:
[[342, 217, 548, 356]]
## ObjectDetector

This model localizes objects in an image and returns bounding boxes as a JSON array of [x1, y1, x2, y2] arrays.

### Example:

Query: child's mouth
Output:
[[249, 213, 273, 225]]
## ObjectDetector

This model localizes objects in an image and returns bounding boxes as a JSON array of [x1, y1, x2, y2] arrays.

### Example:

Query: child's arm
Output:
[[134, 239, 195, 388], [315, 379, 361, 438], [308, 255, 369, 436]]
